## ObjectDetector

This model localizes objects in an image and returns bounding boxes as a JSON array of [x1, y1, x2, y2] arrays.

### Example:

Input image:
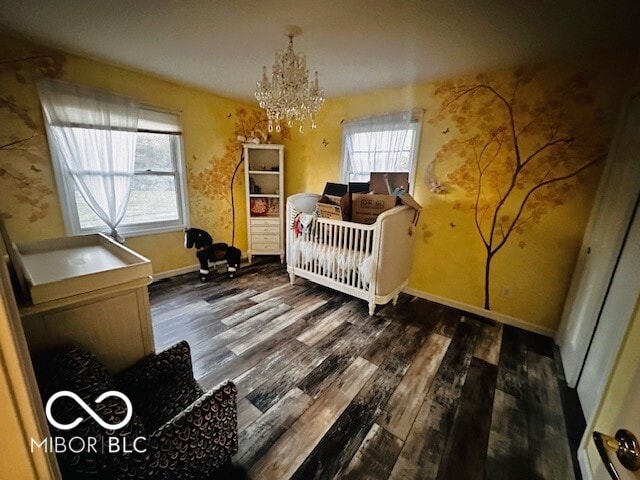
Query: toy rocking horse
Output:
[[184, 227, 242, 282]]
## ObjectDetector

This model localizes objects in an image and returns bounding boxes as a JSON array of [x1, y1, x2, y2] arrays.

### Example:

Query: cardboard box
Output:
[[351, 191, 422, 225], [351, 193, 397, 224], [397, 192, 421, 211], [348, 182, 370, 194], [370, 172, 410, 194], [317, 195, 351, 220], [317, 183, 351, 220], [323, 182, 348, 197]]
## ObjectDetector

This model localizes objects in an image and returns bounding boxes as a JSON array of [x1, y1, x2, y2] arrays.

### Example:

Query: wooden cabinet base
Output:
[[20, 278, 154, 374]]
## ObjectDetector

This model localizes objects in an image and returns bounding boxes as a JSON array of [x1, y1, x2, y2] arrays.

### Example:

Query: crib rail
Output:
[[289, 216, 376, 292], [286, 193, 415, 315]]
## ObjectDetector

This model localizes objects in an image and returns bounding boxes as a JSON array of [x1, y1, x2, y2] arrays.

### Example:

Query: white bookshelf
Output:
[[243, 143, 284, 263]]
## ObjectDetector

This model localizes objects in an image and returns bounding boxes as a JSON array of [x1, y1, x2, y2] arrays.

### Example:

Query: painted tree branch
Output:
[[0, 54, 55, 66], [0, 48, 64, 221], [491, 154, 603, 256], [0, 134, 36, 150], [522, 136, 574, 167], [435, 68, 608, 309]]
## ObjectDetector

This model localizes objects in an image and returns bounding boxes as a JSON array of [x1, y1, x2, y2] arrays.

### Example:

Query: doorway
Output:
[[557, 91, 640, 406]]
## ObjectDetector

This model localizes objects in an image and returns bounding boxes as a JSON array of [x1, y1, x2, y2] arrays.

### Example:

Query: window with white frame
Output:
[[72, 108, 188, 236], [341, 110, 423, 191]]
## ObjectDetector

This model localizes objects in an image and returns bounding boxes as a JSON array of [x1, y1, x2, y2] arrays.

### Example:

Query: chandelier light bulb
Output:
[[255, 28, 325, 134]]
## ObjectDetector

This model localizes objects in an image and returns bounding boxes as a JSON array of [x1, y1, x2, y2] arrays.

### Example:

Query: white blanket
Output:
[[292, 237, 375, 286]]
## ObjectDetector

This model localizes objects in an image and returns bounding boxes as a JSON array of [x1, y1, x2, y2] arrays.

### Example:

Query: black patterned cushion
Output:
[[122, 380, 238, 480], [33, 342, 238, 480], [33, 348, 146, 479], [115, 341, 204, 431]]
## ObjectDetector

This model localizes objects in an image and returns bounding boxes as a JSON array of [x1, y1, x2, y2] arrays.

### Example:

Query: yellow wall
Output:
[[0, 264, 58, 479], [0, 33, 289, 275], [287, 59, 630, 332], [0, 31, 632, 332], [0, 356, 40, 479]]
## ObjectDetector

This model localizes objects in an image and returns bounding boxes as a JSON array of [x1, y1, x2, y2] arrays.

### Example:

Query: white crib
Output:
[[286, 193, 418, 315]]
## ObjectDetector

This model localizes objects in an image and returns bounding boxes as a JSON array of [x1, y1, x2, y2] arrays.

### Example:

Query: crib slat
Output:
[[310, 221, 316, 274], [349, 228, 358, 287], [325, 222, 330, 277], [355, 228, 361, 286], [339, 224, 345, 283], [317, 220, 322, 275], [324, 222, 329, 276], [347, 224, 352, 286], [356, 228, 361, 288], [343, 224, 348, 285], [336, 223, 341, 283], [332, 223, 337, 281], [289, 215, 379, 296], [363, 229, 371, 289]]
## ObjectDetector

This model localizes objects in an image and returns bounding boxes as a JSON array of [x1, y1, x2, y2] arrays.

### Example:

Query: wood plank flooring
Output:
[[149, 258, 581, 480]]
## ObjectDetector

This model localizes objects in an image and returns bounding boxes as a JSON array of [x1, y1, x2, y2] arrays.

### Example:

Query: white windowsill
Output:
[[74, 223, 187, 239]]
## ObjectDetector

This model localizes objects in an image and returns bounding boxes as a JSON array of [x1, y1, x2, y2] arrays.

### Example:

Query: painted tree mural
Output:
[[0, 48, 64, 221], [188, 107, 289, 243], [431, 67, 611, 309]]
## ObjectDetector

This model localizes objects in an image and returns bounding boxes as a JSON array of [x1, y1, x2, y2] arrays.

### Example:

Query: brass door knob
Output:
[[593, 429, 640, 479]]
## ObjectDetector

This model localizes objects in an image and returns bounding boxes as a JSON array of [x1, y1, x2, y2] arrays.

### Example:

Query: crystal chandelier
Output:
[[255, 28, 325, 133]]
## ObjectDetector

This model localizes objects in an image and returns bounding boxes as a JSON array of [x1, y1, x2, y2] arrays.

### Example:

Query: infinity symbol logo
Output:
[[45, 391, 133, 431]]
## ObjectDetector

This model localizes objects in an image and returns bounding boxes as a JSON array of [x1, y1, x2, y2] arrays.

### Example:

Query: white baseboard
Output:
[[402, 287, 556, 338], [152, 264, 199, 282], [152, 255, 252, 283], [152, 268, 554, 337]]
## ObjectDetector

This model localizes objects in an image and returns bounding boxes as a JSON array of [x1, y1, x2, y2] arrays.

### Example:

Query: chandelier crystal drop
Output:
[[255, 31, 325, 133]]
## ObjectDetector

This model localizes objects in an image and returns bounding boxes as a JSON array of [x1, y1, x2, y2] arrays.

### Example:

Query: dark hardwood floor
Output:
[[148, 258, 582, 480]]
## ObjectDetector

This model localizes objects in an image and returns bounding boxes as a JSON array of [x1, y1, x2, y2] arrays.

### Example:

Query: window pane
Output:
[[349, 172, 370, 182], [135, 132, 174, 172], [76, 190, 104, 229], [346, 125, 417, 179], [402, 130, 414, 149], [122, 174, 179, 224], [75, 174, 179, 229]]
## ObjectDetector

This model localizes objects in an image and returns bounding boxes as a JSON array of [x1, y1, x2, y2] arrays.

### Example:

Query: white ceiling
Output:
[[0, 0, 638, 102]]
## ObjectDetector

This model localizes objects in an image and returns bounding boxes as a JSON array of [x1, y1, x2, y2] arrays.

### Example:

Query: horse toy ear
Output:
[[184, 228, 190, 248]]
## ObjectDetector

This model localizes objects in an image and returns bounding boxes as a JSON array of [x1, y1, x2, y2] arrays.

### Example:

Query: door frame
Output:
[[576, 202, 640, 479], [0, 258, 61, 479], [556, 91, 640, 389], [557, 90, 640, 479]]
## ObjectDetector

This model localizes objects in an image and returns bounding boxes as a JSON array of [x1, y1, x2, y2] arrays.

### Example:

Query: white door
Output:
[[577, 199, 640, 420], [582, 301, 640, 480], [557, 92, 640, 390]]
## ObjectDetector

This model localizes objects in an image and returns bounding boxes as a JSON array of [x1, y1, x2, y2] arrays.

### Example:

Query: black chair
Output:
[[33, 341, 237, 479]]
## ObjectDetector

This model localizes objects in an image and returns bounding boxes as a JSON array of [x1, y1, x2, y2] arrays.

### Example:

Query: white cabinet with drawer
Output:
[[12, 234, 154, 373], [244, 144, 284, 262]]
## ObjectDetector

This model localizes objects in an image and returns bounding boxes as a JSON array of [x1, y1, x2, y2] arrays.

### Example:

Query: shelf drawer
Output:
[[251, 225, 280, 234], [251, 233, 280, 243], [252, 242, 280, 252], [251, 217, 280, 226]]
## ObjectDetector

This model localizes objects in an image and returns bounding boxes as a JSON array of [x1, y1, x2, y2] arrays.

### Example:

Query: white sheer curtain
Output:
[[342, 111, 413, 182], [37, 79, 139, 241]]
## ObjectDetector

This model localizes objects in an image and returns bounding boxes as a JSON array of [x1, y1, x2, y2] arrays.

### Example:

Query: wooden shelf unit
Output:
[[243, 143, 284, 263]]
